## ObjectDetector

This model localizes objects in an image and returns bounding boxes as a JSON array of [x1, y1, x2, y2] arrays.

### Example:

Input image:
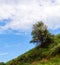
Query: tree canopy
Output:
[[30, 21, 54, 47]]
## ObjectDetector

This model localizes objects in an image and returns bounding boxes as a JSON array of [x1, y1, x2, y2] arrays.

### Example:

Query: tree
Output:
[[30, 21, 54, 47]]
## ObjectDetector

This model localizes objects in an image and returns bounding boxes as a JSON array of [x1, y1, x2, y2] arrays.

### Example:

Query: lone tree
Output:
[[30, 21, 54, 47]]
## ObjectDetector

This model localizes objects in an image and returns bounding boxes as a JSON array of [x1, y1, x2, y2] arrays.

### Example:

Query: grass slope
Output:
[[6, 43, 60, 65], [1, 34, 59, 65]]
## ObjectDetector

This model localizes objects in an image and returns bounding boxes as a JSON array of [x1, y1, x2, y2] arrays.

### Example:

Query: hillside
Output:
[[5, 34, 60, 65], [6, 44, 60, 65]]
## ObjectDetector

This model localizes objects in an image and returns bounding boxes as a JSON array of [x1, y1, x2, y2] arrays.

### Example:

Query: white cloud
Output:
[[0, 0, 60, 33]]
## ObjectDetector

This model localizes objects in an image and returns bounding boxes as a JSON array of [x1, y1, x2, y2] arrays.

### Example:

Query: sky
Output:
[[0, 0, 60, 62]]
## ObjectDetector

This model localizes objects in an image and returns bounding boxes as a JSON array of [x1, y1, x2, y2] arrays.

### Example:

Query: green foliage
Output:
[[37, 54, 60, 65], [0, 62, 6, 65], [30, 21, 54, 47], [6, 40, 60, 65]]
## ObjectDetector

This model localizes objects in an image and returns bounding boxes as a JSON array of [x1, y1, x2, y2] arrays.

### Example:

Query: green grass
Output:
[[1, 34, 60, 65], [6, 42, 60, 65], [36, 54, 60, 65]]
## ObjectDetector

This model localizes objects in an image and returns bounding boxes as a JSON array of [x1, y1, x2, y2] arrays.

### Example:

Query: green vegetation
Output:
[[0, 62, 6, 65], [5, 40, 60, 65], [36, 54, 60, 65], [1, 21, 60, 65]]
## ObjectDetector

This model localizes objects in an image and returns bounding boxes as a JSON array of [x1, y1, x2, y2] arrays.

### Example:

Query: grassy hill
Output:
[[6, 36, 60, 65], [0, 34, 60, 65], [6, 44, 60, 65]]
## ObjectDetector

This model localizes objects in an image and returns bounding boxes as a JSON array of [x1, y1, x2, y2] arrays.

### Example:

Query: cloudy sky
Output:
[[0, 0, 60, 62]]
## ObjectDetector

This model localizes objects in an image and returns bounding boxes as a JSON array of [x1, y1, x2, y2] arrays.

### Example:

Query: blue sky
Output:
[[0, 0, 60, 62], [0, 33, 35, 62]]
